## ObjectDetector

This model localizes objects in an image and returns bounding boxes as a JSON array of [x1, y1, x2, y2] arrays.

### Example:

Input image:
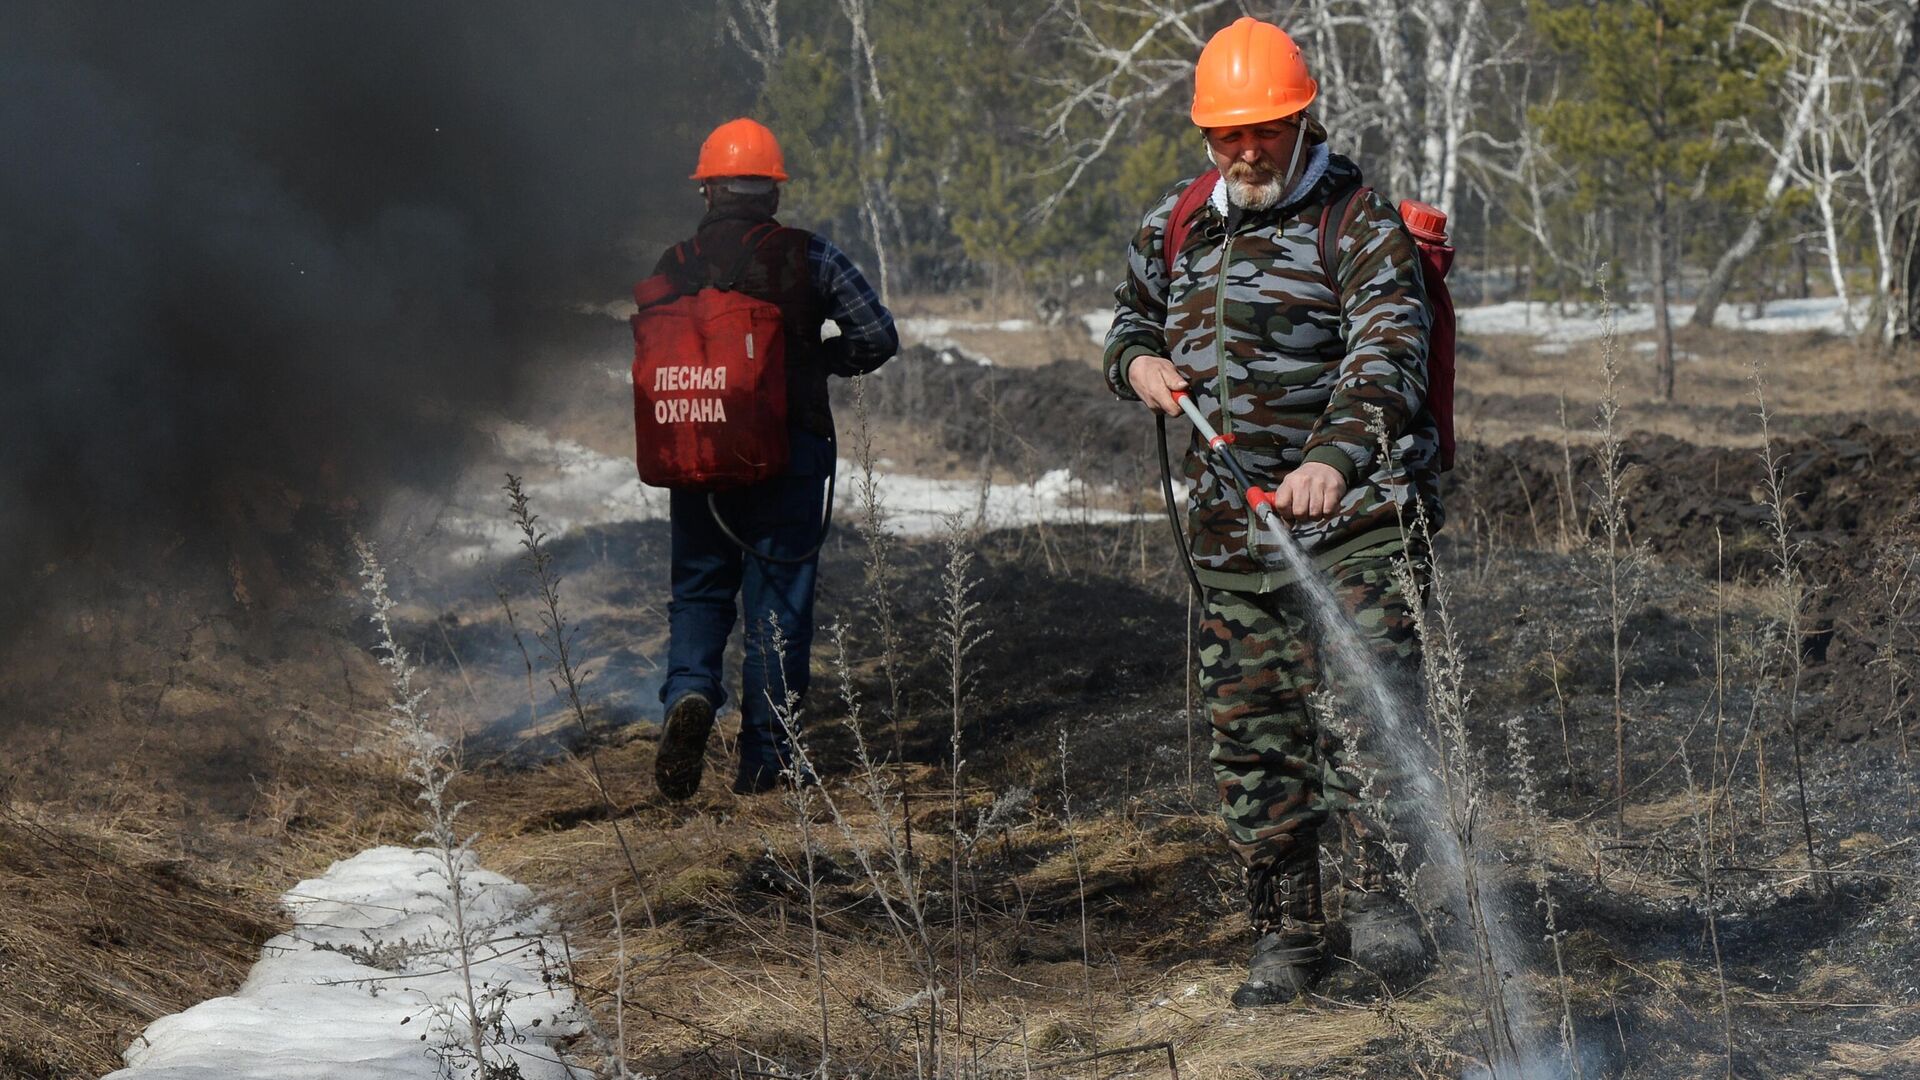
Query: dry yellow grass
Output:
[[459, 717, 1624, 1078]]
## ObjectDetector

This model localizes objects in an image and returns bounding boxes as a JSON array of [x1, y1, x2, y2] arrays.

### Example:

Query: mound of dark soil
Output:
[[1455, 429, 1920, 740], [831, 349, 1168, 485]]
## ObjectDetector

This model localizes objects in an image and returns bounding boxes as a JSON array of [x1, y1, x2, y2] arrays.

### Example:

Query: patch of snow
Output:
[[860, 465, 1140, 537], [1530, 343, 1570, 355], [108, 846, 582, 1080], [897, 316, 1034, 339], [1727, 296, 1863, 334], [1459, 297, 1866, 343], [1080, 310, 1114, 344], [432, 425, 1141, 562], [1626, 341, 1696, 361], [436, 423, 669, 565], [922, 337, 996, 367]]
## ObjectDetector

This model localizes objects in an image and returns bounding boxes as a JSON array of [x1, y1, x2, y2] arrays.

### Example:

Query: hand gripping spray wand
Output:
[[1155, 387, 1304, 598], [1169, 388, 1288, 523]]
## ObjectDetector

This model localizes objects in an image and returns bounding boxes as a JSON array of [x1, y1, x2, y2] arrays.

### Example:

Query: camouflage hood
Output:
[[1104, 151, 1443, 591]]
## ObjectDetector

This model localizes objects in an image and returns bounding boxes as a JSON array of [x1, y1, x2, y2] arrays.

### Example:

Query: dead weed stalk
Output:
[[939, 512, 992, 1062], [503, 474, 645, 894], [853, 376, 909, 760], [1588, 266, 1646, 836], [1749, 363, 1824, 885], [354, 537, 500, 1076]]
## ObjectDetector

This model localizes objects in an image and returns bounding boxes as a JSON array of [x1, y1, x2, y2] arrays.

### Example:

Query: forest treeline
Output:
[[707, 0, 1918, 366]]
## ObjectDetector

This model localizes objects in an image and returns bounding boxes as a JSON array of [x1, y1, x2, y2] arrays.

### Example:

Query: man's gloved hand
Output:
[[1268, 461, 1347, 520], [821, 336, 884, 378], [1127, 354, 1188, 415]]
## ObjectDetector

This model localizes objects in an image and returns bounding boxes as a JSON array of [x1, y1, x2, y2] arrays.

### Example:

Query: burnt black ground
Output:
[[388, 356, 1920, 1078], [424, 508, 1919, 1077]]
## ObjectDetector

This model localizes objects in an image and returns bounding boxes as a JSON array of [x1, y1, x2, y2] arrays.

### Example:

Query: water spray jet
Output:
[[1170, 390, 1579, 1078]]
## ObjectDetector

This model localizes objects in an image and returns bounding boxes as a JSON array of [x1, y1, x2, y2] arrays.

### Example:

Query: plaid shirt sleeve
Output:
[[808, 234, 899, 373]]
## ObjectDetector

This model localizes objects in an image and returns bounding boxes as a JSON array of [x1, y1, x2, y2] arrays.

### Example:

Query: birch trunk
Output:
[[1883, 0, 1920, 343], [1809, 124, 1856, 333], [1692, 41, 1831, 328], [1418, 0, 1483, 215], [1362, 0, 1420, 196]]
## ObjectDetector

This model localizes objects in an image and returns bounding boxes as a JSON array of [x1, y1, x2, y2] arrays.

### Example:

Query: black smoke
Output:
[[1, 3, 746, 615]]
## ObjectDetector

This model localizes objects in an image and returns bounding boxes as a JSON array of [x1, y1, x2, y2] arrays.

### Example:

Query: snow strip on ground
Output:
[[1457, 296, 1867, 342], [436, 423, 1140, 563], [896, 315, 1034, 338], [107, 846, 582, 1080], [1079, 297, 1866, 349]]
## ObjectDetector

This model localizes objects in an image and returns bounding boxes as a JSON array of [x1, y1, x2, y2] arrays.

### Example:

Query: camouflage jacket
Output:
[[1103, 149, 1443, 592]]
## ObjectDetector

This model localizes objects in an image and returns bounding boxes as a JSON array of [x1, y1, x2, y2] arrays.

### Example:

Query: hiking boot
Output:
[[1231, 850, 1327, 1007], [1344, 888, 1429, 988], [1342, 839, 1431, 988], [655, 693, 716, 801], [1231, 928, 1328, 1007], [731, 756, 817, 796]]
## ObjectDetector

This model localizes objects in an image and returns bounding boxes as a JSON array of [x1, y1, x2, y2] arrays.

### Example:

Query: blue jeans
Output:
[[660, 429, 834, 772]]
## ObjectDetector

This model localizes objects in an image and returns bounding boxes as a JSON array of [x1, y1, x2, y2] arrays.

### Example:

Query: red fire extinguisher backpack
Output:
[[630, 226, 790, 489], [1162, 172, 1458, 470]]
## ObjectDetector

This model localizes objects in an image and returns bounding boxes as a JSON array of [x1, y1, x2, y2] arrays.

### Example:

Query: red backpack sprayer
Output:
[[629, 226, 834, 565]]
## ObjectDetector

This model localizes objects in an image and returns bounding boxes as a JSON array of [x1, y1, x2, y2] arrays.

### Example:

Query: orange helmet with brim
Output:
[[691, 118, 790, 182], [1190, 17, 1318, 129]]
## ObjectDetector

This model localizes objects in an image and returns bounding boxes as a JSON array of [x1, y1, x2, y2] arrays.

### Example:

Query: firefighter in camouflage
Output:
[[1103, 17, 1443, 1005]]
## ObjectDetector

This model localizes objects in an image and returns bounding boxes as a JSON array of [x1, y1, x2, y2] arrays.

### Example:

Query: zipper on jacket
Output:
[[1213, 231, 1235, 439]]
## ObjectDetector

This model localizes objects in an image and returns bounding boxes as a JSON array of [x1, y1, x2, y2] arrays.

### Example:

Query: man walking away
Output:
[[652, 118, 899, 799], [1103, 19, 1444, 1005]]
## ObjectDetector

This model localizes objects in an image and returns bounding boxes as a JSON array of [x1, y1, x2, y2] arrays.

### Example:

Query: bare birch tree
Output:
[[1692, 10, 1837, 327], [1035, 0, 1506, 222], [838, 0, 905, 298], [1832, 2, 1920, 343], [1892, 1, 1920, 343], [1031, 0, 1228, 224], [724, 0, 784, 91]]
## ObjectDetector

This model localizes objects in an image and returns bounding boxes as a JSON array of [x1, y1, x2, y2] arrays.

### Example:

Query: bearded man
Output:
[[1102, 17, 1444, 1006]]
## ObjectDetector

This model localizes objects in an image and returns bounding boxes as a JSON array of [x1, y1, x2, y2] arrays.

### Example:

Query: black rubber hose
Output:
[[1207, 436, 1257, 497], [706, 469, 837, 566], [1157, 412, 1206, 600]]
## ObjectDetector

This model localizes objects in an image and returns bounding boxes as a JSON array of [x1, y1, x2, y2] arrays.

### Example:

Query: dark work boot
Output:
[[731, 757, 785, 796], [732, 751, 817, 796], [1231, 852, 1328, 1007], [655, 693, 716, 801], [1344, 844, 1430, 989]]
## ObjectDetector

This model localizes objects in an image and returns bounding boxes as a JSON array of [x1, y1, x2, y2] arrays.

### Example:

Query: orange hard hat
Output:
[[691, 118, 790, 182], [1190, 17, 1318, 128]]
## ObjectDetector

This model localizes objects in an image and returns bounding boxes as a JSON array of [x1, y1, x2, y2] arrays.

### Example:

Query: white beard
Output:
[[1224, 175, 1284, 211]]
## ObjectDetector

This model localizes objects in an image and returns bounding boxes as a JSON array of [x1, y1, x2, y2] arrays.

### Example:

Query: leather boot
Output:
[[655, 692, 716, 801], [1231, 851, 1328, 1007], [1344, 842, 1430, 988]]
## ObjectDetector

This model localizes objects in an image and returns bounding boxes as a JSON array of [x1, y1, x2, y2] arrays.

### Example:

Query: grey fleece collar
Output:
[[1208, 141, 1331, 218]]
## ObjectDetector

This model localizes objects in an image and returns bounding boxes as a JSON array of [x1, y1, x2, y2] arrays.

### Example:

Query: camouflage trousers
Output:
[[1199, 554, 1427, 891]]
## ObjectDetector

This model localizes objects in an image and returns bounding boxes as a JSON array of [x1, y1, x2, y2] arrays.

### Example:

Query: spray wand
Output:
[[1169, 389, 1287, 525], [1154, 388, 1294, 599]]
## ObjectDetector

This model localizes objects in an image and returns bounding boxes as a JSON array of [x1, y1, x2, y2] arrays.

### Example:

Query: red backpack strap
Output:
[[1316, 184, 1369, 296], [1161, 169, 1220, 279], [716, 223, 781, 290]]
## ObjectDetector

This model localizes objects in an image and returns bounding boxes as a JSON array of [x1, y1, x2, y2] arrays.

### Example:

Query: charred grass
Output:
[[4, 322, 1918, 1078], [0, 576, 440, 1077], [434, 509, 1917, 1078]]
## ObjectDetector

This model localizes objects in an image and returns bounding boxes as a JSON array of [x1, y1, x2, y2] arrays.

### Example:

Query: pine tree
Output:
[[1532, 0, 1767, 399]]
